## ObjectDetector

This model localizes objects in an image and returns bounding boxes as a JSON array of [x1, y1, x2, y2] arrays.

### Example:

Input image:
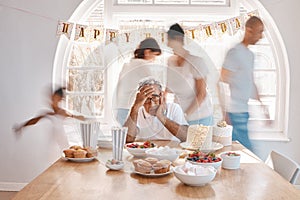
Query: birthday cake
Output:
[[186, 124, 212, 150], [212, 121, 232, 146]]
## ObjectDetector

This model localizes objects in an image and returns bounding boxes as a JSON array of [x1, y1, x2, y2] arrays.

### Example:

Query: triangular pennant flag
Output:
[[74, 24, 88, 41], [105, 29, 119, 44], [56, 21, 74, 39]]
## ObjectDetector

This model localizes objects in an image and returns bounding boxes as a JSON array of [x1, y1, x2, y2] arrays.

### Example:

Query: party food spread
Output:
[[63, 145, 97, 158]]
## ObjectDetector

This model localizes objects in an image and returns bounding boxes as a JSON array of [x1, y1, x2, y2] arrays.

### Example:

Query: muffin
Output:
[[73, 149, 87, 158], [133, 159, 152, 174], [70, 145, 83, 150], [153, 160, 171, 174], [145, 157, 158, 165], [83, 147, 97, 158], [63, 149, 75, 158]]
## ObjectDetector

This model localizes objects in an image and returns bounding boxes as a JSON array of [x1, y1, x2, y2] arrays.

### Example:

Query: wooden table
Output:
[[13, 141, 300, 200]]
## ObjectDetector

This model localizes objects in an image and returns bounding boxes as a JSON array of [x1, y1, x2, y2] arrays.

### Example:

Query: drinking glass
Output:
[[111, 127, 128, 161]]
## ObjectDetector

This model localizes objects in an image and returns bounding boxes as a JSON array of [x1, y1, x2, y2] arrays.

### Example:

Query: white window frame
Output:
[[104, 0, 239, 28], [53, 0, 290, 141]]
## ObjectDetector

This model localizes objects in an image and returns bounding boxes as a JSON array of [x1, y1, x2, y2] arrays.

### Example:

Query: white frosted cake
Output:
[[187, 125, 212, 150], [212, 121, 232, 146]]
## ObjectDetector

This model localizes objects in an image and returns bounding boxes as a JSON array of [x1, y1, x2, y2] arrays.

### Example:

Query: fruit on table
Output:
[[187, 150, 222, 163], [126, 141, 155, 148]]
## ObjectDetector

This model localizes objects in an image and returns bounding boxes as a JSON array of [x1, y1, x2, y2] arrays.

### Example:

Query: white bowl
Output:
[[187, 157, 223, 169], [220, 152, 241, 169], [145, 147, 181, 162], [126, 142, 156, 157], [173, 165, 217, 186]]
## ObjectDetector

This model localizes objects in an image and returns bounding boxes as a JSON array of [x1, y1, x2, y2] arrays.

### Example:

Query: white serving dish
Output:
[[63, 155, 95, 163], [145, 147, 181, 162], [180, 142, 224, 152], [126, 142, 157, 157], [131, 166, 173, 177], [187, 158, 223, 169], [173, 165, 217, 186], [220, 152, 241, 169]]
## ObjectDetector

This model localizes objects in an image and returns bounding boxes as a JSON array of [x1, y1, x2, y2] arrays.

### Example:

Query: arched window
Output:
[[53, 0, 289, 140]]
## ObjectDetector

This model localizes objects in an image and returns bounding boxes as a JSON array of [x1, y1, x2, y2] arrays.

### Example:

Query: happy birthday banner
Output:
[[56, 10, 259, 44]]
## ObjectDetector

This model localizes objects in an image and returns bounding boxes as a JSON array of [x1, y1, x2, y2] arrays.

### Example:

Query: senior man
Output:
[[124, 77, 188, 143]]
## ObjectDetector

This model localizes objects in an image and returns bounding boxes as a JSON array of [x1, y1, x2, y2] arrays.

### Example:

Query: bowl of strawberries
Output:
[[186, 150, 222, 169], [125, 141, 156, 157]]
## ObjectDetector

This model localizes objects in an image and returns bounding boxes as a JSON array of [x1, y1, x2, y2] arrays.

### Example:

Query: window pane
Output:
[[191, 0, 228, 5], [254, 71, 277, 96], [117, 0, 228, 5], [249, 97, 276, 121], [67, 69, 104, 92], [117, 0, 152, 4], [154, 0, 188, 4], [67, 94, 104, 117], [69, 44, 103, 67], [251, 45, 276, 70]]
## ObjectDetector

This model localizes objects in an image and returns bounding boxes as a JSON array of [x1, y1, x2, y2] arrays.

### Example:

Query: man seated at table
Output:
[[124, 77, 188, 143]]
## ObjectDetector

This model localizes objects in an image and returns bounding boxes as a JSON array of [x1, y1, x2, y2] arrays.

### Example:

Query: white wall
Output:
[[0, 0, 300, 190], [252, 0, 300, 184], [251, 0, 300, 159], [0, 0, 82, 191]]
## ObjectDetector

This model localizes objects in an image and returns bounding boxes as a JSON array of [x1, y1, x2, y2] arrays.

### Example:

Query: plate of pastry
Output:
[[131, 158, 173, 177], [63, 145, 97, 162], [131, 167, 173, 177]]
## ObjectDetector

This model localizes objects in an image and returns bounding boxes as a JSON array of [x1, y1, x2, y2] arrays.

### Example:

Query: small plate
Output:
[[106, 161, 124, 170], [63, 156, 95, 163], [180, 142, 224, 152], [131, 167, 173, 177]]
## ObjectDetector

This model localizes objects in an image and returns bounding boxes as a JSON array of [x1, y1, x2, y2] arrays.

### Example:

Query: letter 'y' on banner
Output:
[[56, 21, 74, 39]]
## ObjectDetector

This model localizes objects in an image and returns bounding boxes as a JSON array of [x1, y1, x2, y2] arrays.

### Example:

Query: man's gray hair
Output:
[[138, 77, 162, 90]]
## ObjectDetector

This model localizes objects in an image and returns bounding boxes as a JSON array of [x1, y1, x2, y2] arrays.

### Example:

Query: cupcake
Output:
[[153, 160, 171, 174], [63, 149, 75, 158], [73, 149, 87, 158], [133, 159, 152, 174], [70, 145, 83, 150], [145, 157, 158, 165], [83, 147, 97, 158]]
